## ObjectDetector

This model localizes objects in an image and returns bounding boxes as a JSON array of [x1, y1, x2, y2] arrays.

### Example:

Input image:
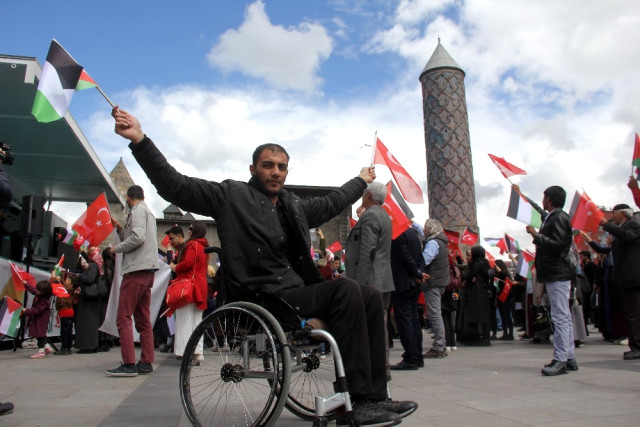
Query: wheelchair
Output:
[[179, 248, 354, 426]]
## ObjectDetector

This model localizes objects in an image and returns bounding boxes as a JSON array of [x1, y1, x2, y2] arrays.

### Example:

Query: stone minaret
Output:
[[419, 40, 478, 236]]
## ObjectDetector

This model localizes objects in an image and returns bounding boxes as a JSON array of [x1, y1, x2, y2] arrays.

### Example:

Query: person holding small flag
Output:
[[592, 204, 640, 361], [52, 272, 75, 355], [20, 280, 54, 359], [524, 185, 578, 376], [111, 106, 417, 425]]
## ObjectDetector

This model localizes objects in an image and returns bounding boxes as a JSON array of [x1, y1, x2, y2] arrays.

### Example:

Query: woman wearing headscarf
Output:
[[171, 220, 209, 362], [73, 249, 103, 353], [461, 246, 493, 346]]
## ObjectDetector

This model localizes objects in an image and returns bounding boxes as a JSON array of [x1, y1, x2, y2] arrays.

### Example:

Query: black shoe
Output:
[[97, 344, 111, 352], [541, 359, 567, 376], [376, 399, 418, 418], [336, 400, 401, 426], [418, 357, 424, 368], [0, 402, 14, 416], [160, 345, 173, 353], [76, 348, 97, 354], [623, 350, 640, 360], [105, 363, 138, 377], [566, 358, 579, 371], [136, 361, 154, 375], [504, 334, 515, 341], [476, 340, 492, 347], [54, 348, 70, 356], [390, 361, 419, 371]]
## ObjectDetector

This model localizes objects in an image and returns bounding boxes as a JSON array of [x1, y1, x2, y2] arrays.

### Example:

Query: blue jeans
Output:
[[545, 280, 575, 362]]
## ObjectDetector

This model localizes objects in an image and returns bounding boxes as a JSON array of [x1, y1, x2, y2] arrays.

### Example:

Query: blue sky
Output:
[[3, 0, 640, 252]]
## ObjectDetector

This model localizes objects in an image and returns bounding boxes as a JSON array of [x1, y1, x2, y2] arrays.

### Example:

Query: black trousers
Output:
[[391, 287, 423, 364], [282, 278, 387, 400], [442, 309, 456, 347], [60, 317, 74, 350], [622, 288, 640, 353]]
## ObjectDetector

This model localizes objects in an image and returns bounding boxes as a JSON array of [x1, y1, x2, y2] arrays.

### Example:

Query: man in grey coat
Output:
[[346, 182, 394, 378], [106, 185, 159, 377]]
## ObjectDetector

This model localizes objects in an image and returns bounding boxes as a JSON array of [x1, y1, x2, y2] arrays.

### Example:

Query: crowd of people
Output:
[[5, 107, 640, 423]]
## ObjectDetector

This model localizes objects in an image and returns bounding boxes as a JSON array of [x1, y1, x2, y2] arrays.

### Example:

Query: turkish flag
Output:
[[349, 217, 357, 229], [382, 182, 413, 239], [327, 241, 343, 253], [461, 227, 478, 246], [569, 191, 603, 234], [51, 282, 70, 298], [488, 154, 527, 179], [498, 277, 513, 303], [10, 263, 35, 292], [443, 229, 460, 254], [484, 249, 496, 268], [72, 193, 114, 247], [161, 234, 171, 248], [373, 138, 424, 204]]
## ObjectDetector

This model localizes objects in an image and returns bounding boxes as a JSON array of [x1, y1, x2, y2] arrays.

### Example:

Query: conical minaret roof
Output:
[[420, 39, 464, 78]]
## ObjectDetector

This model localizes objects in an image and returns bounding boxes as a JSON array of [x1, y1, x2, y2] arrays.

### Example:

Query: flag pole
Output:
[[370, 131, 377, 167], [95, 85, 115, 108]]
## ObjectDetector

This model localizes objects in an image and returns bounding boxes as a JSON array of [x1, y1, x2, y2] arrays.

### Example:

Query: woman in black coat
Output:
[[72, 252, 101, 353], [461, 246, 492, 346]]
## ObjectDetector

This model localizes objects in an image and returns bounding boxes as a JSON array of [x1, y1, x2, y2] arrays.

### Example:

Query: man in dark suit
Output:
[[389, 228, 427, 370], [599, 204, 640, 360]]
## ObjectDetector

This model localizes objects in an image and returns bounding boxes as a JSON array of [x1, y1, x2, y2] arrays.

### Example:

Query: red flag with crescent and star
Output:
[[373, 138, 424, 204], [568, 191, 604, 234], [461, 227, 478, 246], [71, 193, 114, 247]]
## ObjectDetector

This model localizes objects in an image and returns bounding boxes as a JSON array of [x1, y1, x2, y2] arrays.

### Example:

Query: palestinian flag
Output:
[[0, 296, 22, 338], [58, 227, 84, 249], [516, 250, 535, 279], [31, 39, 88, 123], [507, 188, 542, 228], [52, 254, 65, 277], [503, 233, 520, 254], [76, 69, 97, 90]]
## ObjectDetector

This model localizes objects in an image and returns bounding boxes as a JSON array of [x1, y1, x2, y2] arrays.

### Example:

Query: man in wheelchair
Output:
[[112, 106, 418, 426]]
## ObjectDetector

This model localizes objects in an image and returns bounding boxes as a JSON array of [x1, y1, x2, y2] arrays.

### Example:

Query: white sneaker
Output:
[[44, 344, 54, 355], [445, 346, 452, 352], [451, 346, 458, 351]]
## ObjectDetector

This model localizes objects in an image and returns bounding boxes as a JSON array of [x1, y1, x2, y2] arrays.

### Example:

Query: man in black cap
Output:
[[599, 203, 640, 360]]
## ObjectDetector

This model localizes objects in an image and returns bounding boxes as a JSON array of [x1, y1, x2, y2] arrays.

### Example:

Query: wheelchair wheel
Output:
[[285, 339, 338, 421], [179, 302, 291, 427]]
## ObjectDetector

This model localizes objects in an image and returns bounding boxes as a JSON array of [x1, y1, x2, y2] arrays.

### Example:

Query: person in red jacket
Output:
[[171, 220, 209, 363]]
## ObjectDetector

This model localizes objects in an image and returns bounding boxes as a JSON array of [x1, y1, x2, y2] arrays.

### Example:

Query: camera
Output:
[[0, 142, 14, 165]]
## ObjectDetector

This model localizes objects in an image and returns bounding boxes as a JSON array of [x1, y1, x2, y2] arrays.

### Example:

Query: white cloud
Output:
[[57, 0, 640, 256], [206, 0, 333, 92]]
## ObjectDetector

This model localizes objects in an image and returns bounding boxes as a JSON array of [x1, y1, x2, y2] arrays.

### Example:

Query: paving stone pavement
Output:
[[1, 330, 639, 426]]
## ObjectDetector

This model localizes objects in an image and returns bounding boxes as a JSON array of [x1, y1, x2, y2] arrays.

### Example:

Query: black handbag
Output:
[[84, 275, 109, 299]]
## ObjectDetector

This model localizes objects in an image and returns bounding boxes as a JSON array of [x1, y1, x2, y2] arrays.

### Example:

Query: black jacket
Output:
[[601, 219, 640, 289], [532, 208, 574, 283], [131, 136, 367, 297], [390, 228, 424, 294]]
